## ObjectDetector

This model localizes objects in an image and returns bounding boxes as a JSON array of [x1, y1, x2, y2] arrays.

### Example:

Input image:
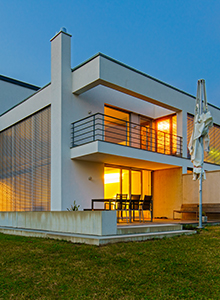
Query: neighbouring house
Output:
[[1, 28, 220, 222]]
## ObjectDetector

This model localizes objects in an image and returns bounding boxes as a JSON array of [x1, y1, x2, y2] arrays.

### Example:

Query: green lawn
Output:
[[0, 226, 220, 299]]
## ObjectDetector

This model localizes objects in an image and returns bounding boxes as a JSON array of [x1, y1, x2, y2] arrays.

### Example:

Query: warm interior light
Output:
[[172, 115, 177, 153], [157, 119, 171, 154], [157, 120, 170, 132], [0, 182, 13, 211], [104, 173, 120, 184]]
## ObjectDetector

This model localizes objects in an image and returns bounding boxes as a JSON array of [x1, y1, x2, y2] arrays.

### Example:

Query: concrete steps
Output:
[[99, 229, 195, 245], [0, 223, 196, 246], [117, 223, 183, 235]]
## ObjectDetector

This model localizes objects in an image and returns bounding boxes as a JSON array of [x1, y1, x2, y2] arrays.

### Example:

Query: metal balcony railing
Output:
[[71, 113, 183, 157]]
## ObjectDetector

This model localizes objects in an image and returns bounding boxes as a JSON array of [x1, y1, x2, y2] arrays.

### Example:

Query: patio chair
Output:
[[140, 195, 153, 222], [104, 199, 116, 210], [129, 194, 141, 222], [115, 194, 129, 223]]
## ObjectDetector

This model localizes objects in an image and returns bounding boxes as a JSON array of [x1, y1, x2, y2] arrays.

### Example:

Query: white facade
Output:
[[1, 28, 220, 216]]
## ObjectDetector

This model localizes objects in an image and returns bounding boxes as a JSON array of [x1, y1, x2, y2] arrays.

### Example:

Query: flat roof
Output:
[[0, 75, 40, 91], [72, 52, 196, 99], [71, 53, 220, 111]]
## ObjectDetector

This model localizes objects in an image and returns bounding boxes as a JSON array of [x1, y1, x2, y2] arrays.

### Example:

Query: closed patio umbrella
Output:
[[188, 79, 213, 228]]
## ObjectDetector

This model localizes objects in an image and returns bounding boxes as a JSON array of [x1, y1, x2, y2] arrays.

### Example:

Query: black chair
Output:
[[104, 199, 114, 210], [140, 195, 153, 222], [115, 194, 129, 223], [129, 194, 141, 222]]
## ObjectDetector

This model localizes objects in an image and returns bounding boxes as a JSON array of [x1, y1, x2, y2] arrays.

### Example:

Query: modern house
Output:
[[1, 28, 220, 229]]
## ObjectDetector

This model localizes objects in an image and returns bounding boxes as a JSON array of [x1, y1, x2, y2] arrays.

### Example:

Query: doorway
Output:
[[104, 165, 151, 199]]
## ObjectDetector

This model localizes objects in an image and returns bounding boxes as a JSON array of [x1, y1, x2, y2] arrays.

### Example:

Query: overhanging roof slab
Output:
[[72, 53, 195, 112], [70, 140, 186, 171]]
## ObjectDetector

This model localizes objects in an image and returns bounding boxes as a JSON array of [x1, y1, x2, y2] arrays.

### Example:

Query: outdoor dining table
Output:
[[91, 199, 116, 210], [91, 199, 141, 222]]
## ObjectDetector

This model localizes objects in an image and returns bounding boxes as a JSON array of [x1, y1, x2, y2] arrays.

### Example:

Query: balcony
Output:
[[71, 113, 182, 157]]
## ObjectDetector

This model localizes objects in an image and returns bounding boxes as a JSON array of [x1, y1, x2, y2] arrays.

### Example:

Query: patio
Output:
[[0, 210, 208, 245]]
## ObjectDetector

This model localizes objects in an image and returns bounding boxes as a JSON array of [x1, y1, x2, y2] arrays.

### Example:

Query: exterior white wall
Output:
[[0, 211, 117, 236], [0, 79, 39, 115], [183, 170, 220, 205], [68, 161, 104, 210], [153, 168, 183, 219]]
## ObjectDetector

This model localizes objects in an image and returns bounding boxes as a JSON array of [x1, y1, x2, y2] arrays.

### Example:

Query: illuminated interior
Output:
[[104, 106, 130, 146], [104, 167, 120, 199], [104, 166, 151, 221], [156, 115, 177, 155], [131, 170, 141, 195], [103, 106, 179, 156], [0, 107, 51, 212], [172, 115, 177, 153], [157, 118, 171, 154], [140, 118, 151, 150], [0, 182, 13, 211], [104, 166, 151, 200]]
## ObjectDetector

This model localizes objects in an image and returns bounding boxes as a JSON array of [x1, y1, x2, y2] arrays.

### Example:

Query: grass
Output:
[[1, 226, 220, 299]]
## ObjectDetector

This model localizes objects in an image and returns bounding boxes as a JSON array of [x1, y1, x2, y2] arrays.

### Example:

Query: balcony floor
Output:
[[71, 140, 188, 171]]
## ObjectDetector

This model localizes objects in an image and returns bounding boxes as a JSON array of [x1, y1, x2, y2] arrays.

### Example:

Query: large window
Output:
[[104, 106, 130, 146], [156, 115, 177, 155], [187, 114, 194, 158], [104, 166, 151, 199], [0, 106, 51, 211], [140, 117, 154, 151], [187, 113, 220, 165], [204, 124, 220, 165]]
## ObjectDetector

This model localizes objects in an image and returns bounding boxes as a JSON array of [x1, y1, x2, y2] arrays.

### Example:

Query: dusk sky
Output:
[[1, 0, 220, 107]]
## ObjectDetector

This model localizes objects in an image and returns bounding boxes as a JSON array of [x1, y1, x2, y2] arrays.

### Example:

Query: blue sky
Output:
[[1, 0, 220, 107]]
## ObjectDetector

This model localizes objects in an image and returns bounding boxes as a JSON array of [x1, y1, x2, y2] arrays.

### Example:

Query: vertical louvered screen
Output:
[[204, 124, 220, 165], [187, 114, 194, 159], [0, 106, 51, 211], [187, 113, 220, 166]]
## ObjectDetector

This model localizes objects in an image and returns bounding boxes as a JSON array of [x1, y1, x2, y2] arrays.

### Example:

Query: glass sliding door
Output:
[[157, 117, 171, 154], [104, 106, 130, 146], [104, 166, 151, 199], [131, 170, 141, 195], [122, 169, 129, 195], [156, 115, 177, 155], [140, 117, 152, 151], [142, 170, 151, 196], [104, 167, 120, 199]]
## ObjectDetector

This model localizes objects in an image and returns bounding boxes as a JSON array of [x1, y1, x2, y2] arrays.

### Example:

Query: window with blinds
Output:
[[0, 106, 51, 211], [204, 124, 220, 165], [187, 114, 194, 159], [187, 113, 220, 165]]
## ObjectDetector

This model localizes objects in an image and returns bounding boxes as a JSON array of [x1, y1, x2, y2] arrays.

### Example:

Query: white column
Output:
[[177, 110, 188, 158], [50, 29, 72, 210]]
